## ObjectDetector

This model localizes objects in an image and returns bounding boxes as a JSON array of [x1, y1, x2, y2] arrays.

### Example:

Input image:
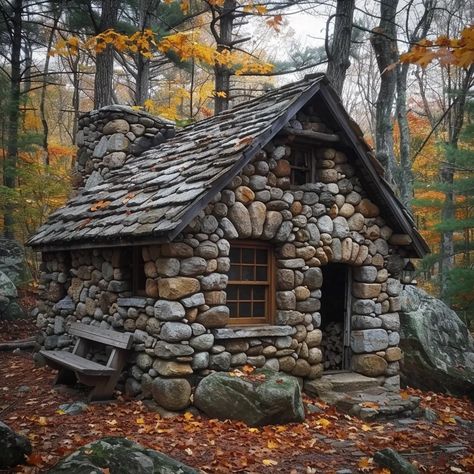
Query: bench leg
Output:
[[87, 374, 121, 401], [54, 368, 77, 386]]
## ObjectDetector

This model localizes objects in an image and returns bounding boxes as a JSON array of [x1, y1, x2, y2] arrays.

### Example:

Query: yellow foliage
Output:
[[400, 25, 474, 68]]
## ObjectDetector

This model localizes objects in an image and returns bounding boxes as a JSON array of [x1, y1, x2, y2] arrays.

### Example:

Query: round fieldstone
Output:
[[352, 354, 388, 377], [196, 306, 229, 327], [158, 277, 200, 300], [103, 119, 130, 135], [192, 352, 210, 370], [107, 133, 129, 152], [228, 202, 252, 238], [136, 353, 153, 371], [152, 377, 192, 410], [180, 257, 207, 276], [154, 300, 185, 321], [303, 267, 323, 290], [190, 333, 214, 351], [263, 211, 283, 239], [160, 322, 192, 342], [317, 215, 333, 234], [248, 201, 267, 238], [351, 329, 388, 353]]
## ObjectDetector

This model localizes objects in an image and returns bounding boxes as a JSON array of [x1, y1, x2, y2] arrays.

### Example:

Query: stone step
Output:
[[319, 372, 380, 393], [305, 379, 422, 421]]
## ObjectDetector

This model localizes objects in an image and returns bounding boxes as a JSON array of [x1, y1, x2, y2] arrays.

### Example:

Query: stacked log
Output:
[[322, 322, 343, 370]]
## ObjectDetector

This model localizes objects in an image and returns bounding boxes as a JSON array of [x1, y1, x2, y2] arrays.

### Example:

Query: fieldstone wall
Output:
[[74, 105, 175, 190], [35, 107, 413, 409]]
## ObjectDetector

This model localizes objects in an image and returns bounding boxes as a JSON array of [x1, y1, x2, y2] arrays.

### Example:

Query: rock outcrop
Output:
[[48, 437, 197, 473], [194, 369, 305, 426], [399, 285, 474, 398], [0, 421, 32, 468]]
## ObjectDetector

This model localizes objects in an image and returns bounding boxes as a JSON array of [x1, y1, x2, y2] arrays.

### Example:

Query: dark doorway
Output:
[[320, 264, 351, 371]]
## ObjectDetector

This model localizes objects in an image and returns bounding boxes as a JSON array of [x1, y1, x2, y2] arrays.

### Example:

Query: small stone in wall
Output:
[[154, 300, 185, 321], [352, 354, 388, 377], [196, 306, 230, 328], [355, 199, 379, 218], [351, 329, 388, 353], [352, 282, 381, 299], [153, 360, 193, 377], [160, 322, 192, 342], [158, 277, 200, 300], [306, 329, 322, 348]]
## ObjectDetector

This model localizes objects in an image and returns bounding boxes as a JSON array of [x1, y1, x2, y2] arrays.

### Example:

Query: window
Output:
[[123, 247, 147, 296], [227, 241, 274, 325], [289, 147, 315, 185]]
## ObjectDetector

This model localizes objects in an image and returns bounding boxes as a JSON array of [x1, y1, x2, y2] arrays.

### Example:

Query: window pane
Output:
[[253, 302, 265, 317], [229, 265, 240, 280], [227, 285, 238, 300], [256, 250, 267, 264], [228, 302, 238, 317], [229, 247, 240, 262], [256, 266, 267, 281], [240, 286, 251, 300], [242, 266, 254, 281], [240, 302, 251, 317], [242, 248, 254, 263], [253, 286, 265, 300]]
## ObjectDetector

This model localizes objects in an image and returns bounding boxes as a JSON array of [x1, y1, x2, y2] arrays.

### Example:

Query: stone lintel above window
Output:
[[212, 325, 296, 340]]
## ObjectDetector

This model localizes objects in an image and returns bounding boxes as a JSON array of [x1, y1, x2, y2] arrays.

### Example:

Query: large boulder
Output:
[[0, 270, 24, 320], [48, 437, 197, 474], [0, 239, 29, 284], [0, 421, 32, 468], [194, 369, 305, 426], [399, 285, 474, 398]]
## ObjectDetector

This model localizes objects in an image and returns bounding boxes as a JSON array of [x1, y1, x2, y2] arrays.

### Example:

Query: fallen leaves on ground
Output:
[[0, 351, 473, 473]]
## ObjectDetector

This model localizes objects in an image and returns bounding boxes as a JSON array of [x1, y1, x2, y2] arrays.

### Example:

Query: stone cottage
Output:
[[28, 74, 429, 409]]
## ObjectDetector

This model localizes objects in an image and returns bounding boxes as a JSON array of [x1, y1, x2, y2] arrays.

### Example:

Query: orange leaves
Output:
[[358, 456, 373, 471], [262, 458, 278, 466], [90, 200, 111, 212], [400, 25, 474, 68], [266, 14, 283, 32], [314, 417, 331, 429]]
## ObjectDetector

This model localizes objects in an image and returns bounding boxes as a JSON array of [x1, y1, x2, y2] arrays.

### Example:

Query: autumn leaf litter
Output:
[[0, 352, 473, 473]]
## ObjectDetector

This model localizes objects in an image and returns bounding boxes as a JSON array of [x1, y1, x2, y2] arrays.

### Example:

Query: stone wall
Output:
[[35, 107, 411, 409], [74, 105, 175, 190]]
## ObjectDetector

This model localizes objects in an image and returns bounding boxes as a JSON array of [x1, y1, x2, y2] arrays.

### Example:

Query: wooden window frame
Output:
[[289, 146, 316, 185], [227, 240, 275, 326]]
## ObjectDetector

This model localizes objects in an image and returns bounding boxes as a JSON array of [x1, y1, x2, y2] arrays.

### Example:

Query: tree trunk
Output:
[[396, 63, 413, 209], [4, 0, 23, 239], [133, 0, 159, 106], [370, 0, 399, 186], [214, 0, 235, 114], [40, 8, 62, 165], [135, 54, 150, 105], [440, 65, 473, 299], [325, 0, 355, 97], [94, 0, 119, 109]]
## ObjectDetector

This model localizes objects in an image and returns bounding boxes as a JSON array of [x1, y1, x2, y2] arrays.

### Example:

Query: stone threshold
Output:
[[212, 325, 296, 340]]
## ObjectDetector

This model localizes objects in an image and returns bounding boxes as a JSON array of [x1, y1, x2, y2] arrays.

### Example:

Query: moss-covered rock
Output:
[[194, 369, 305, 426], [48, 437, 197, 474], [400, 286, 474, 398]]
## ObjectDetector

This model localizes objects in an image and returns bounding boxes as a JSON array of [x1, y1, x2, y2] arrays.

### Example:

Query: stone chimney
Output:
[[74, 105, 175, 190]]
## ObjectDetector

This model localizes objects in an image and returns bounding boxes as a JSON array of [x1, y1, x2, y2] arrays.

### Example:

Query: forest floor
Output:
[[0, 321, 473, 474]]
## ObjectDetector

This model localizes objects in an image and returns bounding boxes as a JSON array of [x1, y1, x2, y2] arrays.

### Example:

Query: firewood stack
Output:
[[322, 322, 344, 370]]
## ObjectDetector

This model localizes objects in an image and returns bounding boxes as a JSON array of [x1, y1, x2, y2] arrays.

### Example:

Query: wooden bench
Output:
[[40, 322, 133, 401]]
